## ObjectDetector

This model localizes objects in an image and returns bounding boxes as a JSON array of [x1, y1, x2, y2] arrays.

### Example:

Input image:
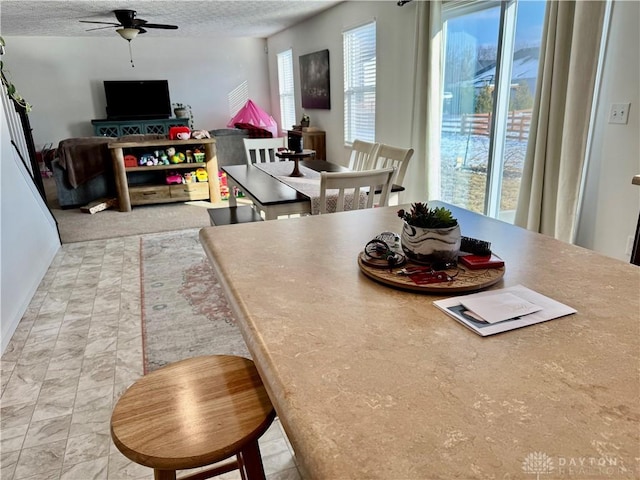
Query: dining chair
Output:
[[371, 143, 414, 186], [243, 137, 287, 165], [370, 144, 414, 205], [318, 166, 396, 214], [347, 139, 380, 171]]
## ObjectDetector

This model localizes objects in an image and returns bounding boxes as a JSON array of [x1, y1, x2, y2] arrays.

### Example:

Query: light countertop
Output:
[[199, 203, 639, 479]]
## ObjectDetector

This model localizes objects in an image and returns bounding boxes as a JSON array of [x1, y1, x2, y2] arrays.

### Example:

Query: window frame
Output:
[[441, 0, 537, 219], [343, 20, 377, 145], [277, 48, 296, 135]]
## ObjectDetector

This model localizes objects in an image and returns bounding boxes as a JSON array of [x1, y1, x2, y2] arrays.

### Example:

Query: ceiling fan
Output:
[[80, 9, 178, 41], [80, 10, 178, 67]]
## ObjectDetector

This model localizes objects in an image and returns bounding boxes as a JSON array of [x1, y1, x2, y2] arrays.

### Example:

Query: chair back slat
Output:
[[348, 139, 380, 171], [243, 138, 286, 165], [372, 144, 414, 186], [319, 167, 396, 214]]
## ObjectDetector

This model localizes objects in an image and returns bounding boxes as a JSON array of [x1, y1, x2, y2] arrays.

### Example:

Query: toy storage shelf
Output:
[[109, 138, 219, 212], [92, 118, 188, 137], [125, 162, 206, 172], [126, 162, 209, 206]]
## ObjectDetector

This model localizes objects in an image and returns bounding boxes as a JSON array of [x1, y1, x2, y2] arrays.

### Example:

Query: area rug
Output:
[[140, 228, 250, 373]]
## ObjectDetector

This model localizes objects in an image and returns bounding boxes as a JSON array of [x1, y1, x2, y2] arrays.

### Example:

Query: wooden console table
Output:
[[109, 138, 220, 212], [92, 118, 188, 137], [302, 130, 325, 160]]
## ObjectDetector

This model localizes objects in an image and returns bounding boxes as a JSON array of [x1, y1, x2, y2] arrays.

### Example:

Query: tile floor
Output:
[[1, 234, 301, 480]]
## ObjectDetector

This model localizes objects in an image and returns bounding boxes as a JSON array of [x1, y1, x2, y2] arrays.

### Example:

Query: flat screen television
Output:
[[104, 80, 171, 120]]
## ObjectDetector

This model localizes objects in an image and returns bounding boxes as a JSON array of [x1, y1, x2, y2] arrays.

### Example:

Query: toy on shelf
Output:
[[191, 130, 210, 139], [165, 172, 183, 185], [152, 150, 168, 165], [139, 153, 158, 166], [169, 126, 191, 140], [166, 147, 185, 164], [193, 149, 205, 163], [195, 168, 208, 182], [124, 154, 138, 168], [184, 172, 194, 183], [154, 150, 170, 165]]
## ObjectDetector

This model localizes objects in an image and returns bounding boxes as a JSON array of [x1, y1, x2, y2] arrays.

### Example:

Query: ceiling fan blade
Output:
[[79, 20, 120, 26], [141, 23, 179, 30], [138, 28, 148, 34], [85, 25, 118, 32]]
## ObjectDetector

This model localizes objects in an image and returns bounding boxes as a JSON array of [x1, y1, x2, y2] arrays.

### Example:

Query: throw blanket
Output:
[[56, 137, 114, 188], [253, 161, 366, 214]]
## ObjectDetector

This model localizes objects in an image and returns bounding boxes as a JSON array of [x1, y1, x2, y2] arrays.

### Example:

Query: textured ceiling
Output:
[[0, 0, 342, 38]]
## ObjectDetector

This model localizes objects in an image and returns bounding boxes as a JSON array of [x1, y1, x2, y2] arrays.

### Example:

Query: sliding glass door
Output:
[[439, 0, 546, 222]]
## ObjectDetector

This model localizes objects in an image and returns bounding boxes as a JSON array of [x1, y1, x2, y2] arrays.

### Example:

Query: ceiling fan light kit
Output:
[[116, 28, 139, 41]]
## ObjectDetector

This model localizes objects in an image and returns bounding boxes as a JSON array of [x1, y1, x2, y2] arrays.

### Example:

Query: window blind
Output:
[[277, 49, 296, 132], [343, 21, 376, 144]]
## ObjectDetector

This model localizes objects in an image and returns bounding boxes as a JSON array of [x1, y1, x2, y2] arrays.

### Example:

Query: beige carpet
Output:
[[44, 177, 249, 243]]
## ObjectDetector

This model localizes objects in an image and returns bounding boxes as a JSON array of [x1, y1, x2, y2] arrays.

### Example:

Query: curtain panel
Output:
[[406, 0, 442, 203], [515, 0, 606, 243]]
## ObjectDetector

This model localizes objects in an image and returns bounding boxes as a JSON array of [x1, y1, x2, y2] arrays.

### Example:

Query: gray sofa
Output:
[[51, 129, 250, 208], [51, 158, 114, 208], [52, 136, 115, 208]]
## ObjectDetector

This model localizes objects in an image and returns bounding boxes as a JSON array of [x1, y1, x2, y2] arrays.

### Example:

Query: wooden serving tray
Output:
[[357, 251, 505, 294]]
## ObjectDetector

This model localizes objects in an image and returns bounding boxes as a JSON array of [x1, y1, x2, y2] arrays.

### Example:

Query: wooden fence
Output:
[[442, 109, 532, 141]]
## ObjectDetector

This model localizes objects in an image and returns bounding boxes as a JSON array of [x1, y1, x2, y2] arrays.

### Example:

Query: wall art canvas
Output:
[[300, 49, 331, 109]]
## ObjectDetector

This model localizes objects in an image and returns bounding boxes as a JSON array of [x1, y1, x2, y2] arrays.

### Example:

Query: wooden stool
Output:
[[111, 355, 276, 480]]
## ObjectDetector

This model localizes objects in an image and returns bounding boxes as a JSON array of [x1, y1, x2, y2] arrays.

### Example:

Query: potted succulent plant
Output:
[[397, 202, 461, 263]]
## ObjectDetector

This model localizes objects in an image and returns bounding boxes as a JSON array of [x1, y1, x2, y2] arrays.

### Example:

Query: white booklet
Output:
[[433, 285, 577, 336]]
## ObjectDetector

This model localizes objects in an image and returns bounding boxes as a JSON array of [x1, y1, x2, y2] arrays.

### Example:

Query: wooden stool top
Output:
[[111, 355, 275, 471]]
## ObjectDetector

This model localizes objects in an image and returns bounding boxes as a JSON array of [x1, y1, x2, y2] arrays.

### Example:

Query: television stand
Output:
[[92, 118, 188, 137]]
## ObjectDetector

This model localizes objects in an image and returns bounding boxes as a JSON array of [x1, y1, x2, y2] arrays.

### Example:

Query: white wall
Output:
[[1, 106, 60, 354], [576, 0, 640, 261], [2, 36, 271, 149], [266, 2, 418, 173]]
